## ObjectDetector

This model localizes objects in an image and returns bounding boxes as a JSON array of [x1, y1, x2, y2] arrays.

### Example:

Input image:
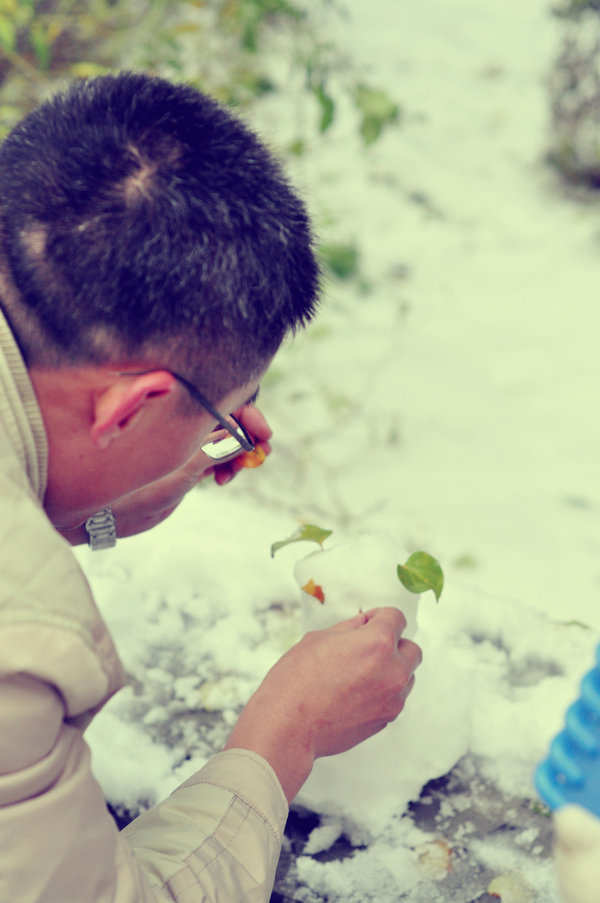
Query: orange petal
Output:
[[302, 578, 325, 604], [238, 446, 267, 469]]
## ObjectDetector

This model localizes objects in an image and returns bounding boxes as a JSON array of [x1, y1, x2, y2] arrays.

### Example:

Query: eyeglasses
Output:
[[120, 369, 255, 462]]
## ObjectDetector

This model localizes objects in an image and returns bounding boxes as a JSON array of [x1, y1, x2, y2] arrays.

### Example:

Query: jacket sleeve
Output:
[[0, 673, 288, 903], [122, 750, 289, 902]]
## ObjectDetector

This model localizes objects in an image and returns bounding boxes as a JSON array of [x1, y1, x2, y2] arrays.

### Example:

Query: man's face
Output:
[[41, 370, 265, 530]]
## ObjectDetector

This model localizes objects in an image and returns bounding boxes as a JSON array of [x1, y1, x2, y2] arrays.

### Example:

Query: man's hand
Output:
[[57, 405, 271, 543], [224, 607, 422, 803]]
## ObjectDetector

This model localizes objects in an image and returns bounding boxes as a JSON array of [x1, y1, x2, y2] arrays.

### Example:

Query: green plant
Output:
[[219, 0, 305, 53], [0, 0, 46, 66], [0, 0, 403, 158], [0, 0, 137, 73], [353, 83, 401, 146], [305, 59, 400, 146], [0, 0, 145, 135]]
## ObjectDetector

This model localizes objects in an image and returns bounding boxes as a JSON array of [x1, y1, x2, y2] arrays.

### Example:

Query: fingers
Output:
[[360, 609, 422, 713], [328, 607, 422, 666], [212, 438, 271, 486], [385, 672, 417, 726], [233, 404, 272, 441], [212, 402, 272, 487], [213, 464, 234, 486], [326, 607, 422, 713], [398, 636, 423, 670], [362, 606, 408, 646], [229, 439, 272, 476], [401, 673, 416, 700]]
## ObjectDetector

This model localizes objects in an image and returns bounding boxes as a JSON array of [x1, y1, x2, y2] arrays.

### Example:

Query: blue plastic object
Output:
[[536, 644, 600, 818]]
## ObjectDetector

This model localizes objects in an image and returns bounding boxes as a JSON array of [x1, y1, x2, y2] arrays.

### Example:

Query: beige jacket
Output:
[[0, 310, 288, 902]]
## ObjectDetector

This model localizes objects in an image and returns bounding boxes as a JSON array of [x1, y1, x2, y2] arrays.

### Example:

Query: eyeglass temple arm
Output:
[[119, 369, 255, 452], [203, 406, 255, 451], [176, 377, 255, 452]]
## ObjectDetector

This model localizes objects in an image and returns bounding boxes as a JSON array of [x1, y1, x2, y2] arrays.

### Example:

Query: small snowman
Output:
[[272, 525, 471, 838]]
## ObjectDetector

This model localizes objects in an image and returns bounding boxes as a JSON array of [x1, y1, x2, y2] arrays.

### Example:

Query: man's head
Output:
[[0, 71, 320, 402], [0, 72, 320, 525]]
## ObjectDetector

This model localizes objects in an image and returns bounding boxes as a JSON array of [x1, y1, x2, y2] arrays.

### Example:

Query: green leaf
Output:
[[360, 116, 385, 146], [397, 551, 444, 602], [0, 16, 16, 52], [30, 22, 52, 70], [354, 84, 400, 121], [353, 84, 400, 146], [271, 524, 333, 557], [313, 82, 335, 133]]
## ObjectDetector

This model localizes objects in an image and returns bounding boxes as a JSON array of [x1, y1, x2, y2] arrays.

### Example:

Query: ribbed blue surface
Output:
[[535, 645, 600, 817]]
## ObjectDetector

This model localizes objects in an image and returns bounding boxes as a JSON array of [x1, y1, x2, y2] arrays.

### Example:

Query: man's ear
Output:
[[91, 371, 177, 450]]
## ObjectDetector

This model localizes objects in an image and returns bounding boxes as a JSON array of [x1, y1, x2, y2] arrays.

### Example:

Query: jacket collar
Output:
[[0, 307, 48, 501]]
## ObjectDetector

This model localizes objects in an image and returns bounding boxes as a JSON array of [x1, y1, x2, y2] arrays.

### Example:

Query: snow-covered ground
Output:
[[79, 1, 600, 900]]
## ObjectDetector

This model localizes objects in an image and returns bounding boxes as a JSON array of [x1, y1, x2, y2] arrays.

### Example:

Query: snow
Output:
[[78, 0, 600, 900]]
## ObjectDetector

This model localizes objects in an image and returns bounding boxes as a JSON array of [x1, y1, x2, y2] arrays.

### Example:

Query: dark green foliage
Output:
[[224, 0, 305, 53], [318, 243, 359, 280]]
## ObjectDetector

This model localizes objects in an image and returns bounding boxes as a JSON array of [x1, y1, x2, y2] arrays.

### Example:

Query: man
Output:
[[0, 72, 422, 902]]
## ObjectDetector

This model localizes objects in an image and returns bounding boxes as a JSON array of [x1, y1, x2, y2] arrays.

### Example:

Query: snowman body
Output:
[[291, 532, 470, 836]]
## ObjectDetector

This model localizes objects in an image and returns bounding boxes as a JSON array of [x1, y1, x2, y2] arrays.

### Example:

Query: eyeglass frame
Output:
[[119, 369, 255, 457]]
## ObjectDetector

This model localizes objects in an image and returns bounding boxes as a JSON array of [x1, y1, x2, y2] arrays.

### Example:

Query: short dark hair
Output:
[[0, 72, 320, 401]]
